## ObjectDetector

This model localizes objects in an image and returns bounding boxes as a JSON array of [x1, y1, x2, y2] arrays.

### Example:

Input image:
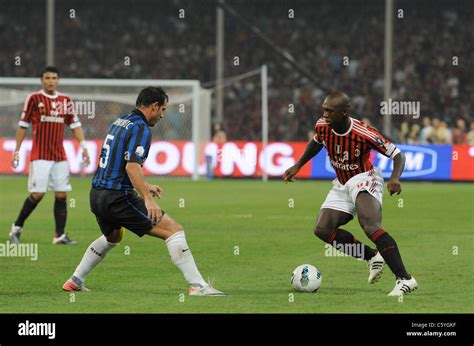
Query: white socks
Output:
[[166, 231, 206, 287], [71, 232, 206, 288], [73, 235, 117, 283]]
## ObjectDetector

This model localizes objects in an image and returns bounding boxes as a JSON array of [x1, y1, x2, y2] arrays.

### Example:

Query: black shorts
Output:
[[89, 187, 165, 237]]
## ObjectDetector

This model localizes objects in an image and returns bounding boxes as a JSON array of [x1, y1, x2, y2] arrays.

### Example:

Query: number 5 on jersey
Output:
[[99, 134, 115, 168]]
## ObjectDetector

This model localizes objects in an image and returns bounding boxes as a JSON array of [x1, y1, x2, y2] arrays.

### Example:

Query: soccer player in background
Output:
[[283, 92, 417, 297], [9, 66, 90, 245], [63, 87, 225, 296]]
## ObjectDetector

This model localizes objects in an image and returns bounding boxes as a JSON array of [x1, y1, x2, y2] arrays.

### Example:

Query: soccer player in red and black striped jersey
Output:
[[9, 66, 91, 245], [284, 92, 417, 297]]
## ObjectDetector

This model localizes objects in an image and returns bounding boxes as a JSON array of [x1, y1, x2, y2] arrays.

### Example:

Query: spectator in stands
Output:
[[407, 124, 420, 144], [452, 127, 467, 144], [399, 122, 410, 144], [419, 116, 433, 144], [213, 130, 227, 144], [467, 122, 474, 145], [452, 118, 468, 144], [426, 118, 440, 144], [212, 122, 227, 143], [440, 121, 452, 144], [427, 119, 452, 144], [1, 0, 472, 142]]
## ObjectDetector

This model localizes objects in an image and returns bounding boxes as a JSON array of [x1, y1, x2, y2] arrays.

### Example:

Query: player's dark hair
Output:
[[136, 87, 169, 107], [41, 66, 60, 78]]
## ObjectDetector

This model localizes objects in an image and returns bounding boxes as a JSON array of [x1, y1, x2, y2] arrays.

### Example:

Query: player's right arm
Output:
[[11, 126, 28, 168], [126, 162, 162, 224], [124, 123, 162, 223], [283, 139, 324, 183], [12, 94, 34, 168]]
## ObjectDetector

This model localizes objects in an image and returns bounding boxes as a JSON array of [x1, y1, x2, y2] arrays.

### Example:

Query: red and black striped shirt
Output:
[[313, 117, 400, 185], [19, 90, 82, 162]]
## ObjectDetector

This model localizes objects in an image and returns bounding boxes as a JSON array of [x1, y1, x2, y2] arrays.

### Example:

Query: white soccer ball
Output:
[[291, 264, 322, 292]]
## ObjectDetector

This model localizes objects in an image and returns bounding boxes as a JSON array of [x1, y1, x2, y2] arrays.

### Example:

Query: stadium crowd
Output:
[[1, 0, 472, 143]]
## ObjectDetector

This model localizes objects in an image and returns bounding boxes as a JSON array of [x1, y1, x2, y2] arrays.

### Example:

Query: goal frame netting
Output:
[[0, 77, 206, 180]]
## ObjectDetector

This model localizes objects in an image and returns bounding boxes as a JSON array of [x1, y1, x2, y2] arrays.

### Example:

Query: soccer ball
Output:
[[291, 264, 322, 292]]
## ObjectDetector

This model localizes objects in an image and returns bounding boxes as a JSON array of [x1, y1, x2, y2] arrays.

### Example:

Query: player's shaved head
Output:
[[324, 91, 351, 111], [322, 91, 351, 131]]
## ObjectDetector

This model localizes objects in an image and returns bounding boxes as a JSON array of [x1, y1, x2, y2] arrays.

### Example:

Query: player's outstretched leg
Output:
[[147, 213, 225, 296], [314, 208, 383, 282], [355, 192, 417, 296], [63, 229, 122, 291], [53, 192, 77, 245], [9, 193, 45, 244]]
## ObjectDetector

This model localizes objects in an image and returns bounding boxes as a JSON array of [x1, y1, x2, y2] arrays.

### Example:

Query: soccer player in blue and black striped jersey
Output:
[[63, 87, 224, 296]]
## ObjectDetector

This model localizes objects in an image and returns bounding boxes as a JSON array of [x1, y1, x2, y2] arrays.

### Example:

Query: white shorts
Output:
[[320, 168, 384, 216], [28, 160, 72, 193]]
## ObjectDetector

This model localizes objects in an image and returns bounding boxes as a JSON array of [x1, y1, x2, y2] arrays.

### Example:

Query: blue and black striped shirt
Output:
[[92, 109, 152, 190]]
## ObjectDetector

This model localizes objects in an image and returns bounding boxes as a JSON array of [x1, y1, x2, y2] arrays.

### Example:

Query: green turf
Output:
[[0, 176, 473, 313]]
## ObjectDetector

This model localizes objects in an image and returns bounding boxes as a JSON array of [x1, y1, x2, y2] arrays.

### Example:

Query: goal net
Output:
[[0, 78, 211, 180]]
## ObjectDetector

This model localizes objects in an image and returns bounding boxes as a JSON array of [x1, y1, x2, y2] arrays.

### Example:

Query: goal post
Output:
[[261, 64, 269, 182], [0, 78, 210, 180], [205, 65, 269, 181]]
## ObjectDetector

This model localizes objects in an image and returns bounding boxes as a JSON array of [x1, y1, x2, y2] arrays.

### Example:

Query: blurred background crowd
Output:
[[1, 0, 472, 143]]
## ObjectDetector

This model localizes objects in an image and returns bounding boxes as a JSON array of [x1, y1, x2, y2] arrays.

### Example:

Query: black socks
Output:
[[15, 195, 41, 228], [326, 228, 377, 261], [370, 229, 411, 279], [54, 197, 67, 236]]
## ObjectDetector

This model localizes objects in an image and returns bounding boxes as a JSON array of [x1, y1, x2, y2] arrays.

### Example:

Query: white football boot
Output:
[[53, 233, 78, 245], [62, 277, 90, 292], [9, 223, 22, 244], [189, 282, 225, 296], [368, 252, 385, 284], [388, 276, 418, 296]]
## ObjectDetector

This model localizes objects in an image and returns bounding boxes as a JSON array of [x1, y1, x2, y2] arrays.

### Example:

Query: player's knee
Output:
[[30, 193, 45, 203], [173, 223, 184, 233], [55, 192, 67, 200], [106, 228, 124, 244], [314, 223, 331, 241], [361, 222, 380, 236]]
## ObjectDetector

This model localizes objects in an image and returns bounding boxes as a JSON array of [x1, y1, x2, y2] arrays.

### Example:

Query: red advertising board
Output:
[[1, 138, 473, 181], [451, 145, 474, 181], [0, 139, 311, 178]]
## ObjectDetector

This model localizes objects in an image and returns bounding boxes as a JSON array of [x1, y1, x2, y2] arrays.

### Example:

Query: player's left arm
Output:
[[65, 96, 90, 166], [388, 151, 406, 196], [366, 126, 405, 196], [71, 126, 91, 167]]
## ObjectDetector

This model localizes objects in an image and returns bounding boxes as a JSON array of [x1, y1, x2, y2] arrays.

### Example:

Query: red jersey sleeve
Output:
[[64, 96, 82, 129], [19, 93, 35, 128], [313, 118, 326, 144], [365, 126, 400, 159]]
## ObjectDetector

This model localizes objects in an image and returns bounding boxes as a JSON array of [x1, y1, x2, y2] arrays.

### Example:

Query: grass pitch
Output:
[[0, 176, 472, 313]]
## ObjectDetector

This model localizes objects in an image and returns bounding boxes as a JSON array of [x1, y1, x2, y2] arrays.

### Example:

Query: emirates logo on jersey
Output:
[[329, 158, 359, 171]]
